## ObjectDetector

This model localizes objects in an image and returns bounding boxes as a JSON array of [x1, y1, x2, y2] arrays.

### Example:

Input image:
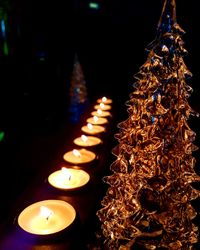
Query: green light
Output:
[[89, 2, 99, 10], [3, 40, 9, 55], [0, 131, 5, 142]]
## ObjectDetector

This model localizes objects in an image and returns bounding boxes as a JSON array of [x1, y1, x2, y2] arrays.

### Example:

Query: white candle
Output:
[[63, 148, 96, 164], [86, 116, 108, 125], [73, 135, 102, 147], [48, 168, 90, 190], [97, 96, 112, 104], [81, 123, 105, 135], [91, 109, 111, 117], [94, 103, 111, 110], [18, 200, 76, 235]]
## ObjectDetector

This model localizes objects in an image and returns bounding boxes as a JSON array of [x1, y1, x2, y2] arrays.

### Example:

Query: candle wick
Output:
[[69, 175, 71, 181], [46, 215, 50, 221], [46, 211, 53, 221]]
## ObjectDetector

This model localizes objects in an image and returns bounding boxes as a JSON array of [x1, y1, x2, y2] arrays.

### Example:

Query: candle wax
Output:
[[97, 98, 112, 104], [94, 104, 111, 110], [63, 148, 96, 164], [91, 110, 111, 117], [48, 168, 90, 190], [18, 200, 76, 235], [81, 124, 105, 135], [86, 116, 108, 125], [74, 136, 102, 147]]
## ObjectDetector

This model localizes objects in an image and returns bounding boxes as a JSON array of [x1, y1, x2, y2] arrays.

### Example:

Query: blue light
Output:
[[36, 51, 46, 61], [1, 19, 6, 38], [151, 116, 155, 123]]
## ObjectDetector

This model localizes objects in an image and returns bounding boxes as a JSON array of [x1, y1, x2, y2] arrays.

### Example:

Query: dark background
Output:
[[0, 0, 200, 130], [0, 0, 200, 225]]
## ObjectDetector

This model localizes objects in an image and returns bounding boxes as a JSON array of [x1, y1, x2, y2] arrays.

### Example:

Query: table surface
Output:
[[0, 101, 200, 250]]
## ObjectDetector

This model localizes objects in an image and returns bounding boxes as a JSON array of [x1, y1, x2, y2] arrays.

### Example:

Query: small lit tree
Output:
[[97, 0, 200, 249], [68, 53, 88, 123]]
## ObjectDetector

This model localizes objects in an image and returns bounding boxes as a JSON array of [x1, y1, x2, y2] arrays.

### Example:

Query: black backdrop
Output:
[[1, 0, 200, 130]]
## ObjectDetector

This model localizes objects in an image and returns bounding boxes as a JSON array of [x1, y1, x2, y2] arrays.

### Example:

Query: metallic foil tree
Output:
[[68, 53, 88, 123], [97, 0, 200, 249]]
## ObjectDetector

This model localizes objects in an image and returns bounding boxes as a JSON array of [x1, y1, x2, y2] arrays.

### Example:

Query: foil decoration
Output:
[[96, 0, 200, 249]]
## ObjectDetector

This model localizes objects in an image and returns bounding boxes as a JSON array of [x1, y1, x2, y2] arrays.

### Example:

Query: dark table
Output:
[[0, 101, 117, 250], [0, 99, 200, 250]]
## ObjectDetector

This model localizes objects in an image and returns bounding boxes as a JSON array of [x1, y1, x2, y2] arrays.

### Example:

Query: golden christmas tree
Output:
[[97, 0, 200, 249]]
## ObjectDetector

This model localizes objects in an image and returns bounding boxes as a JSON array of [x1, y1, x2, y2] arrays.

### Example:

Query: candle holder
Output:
[[86, 116, 108, 125], [94, 103, 111, 111], [17, 200, 76, 236], [91, 109, 111, 118], [73, 135, 102, 147], [63, 148, 96, 165], [97, 97, 112, 104], [48, 168, 90, 191], [81, 123, 105, 135]]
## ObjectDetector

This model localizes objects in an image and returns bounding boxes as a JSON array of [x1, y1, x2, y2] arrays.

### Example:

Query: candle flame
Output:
[[61, 167, 72, 181], [100, 103, 105, 109], [81, 135, 88, 142], [40, 206, 54, 220], [87, 123, 93, 130], [73, 149, 81, 157], [102, 96, 107, 102], [93, 116, 99, 122], [97, 109, 103, 115]]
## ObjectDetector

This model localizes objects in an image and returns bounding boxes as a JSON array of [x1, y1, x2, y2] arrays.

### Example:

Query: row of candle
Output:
[[17, 96, 113, 236]]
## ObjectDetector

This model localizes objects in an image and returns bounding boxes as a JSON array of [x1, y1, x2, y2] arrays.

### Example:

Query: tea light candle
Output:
[[91, 109, 111, 117], [74, 134, 102, 147], [97, 96, 112, 104], [18, 200, 76, 235], [48, 167, 90, 190], [86, 116, 108, 125], [81, 123, 105, 135], [94, 102, 111, 110], [63, 148, 96, 164]]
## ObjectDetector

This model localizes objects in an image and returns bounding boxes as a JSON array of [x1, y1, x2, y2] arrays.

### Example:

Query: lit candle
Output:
[[81, 134, 88, 143], [72, 149, 81, 157], [18, 200, 76, 235], [88, 123, 93, 130], [63, 148, 96, 164], [48, 167, 90, 190], [74, 134, 102, 147], [91, 109, 111, 117], [94, 102, 111, 110], [94, 116, 98, 123], [86, 116, 108, 125], [40, 206, 54, 220], [97, 109, 103, 115], [60, 167, 72, 182], [81, 123, 105, 135], [97, 96, 112, 104]]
